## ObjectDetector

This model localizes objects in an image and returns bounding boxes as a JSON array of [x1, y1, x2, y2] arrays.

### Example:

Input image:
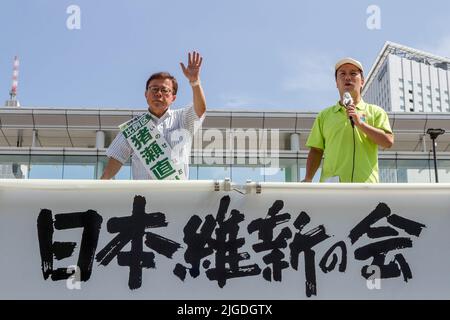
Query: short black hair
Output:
[[145, 72, 178, 95]]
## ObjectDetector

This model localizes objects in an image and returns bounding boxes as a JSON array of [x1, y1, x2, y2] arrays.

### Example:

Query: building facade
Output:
[[363, 42, 450, 113], [1, 107, 450, 183]]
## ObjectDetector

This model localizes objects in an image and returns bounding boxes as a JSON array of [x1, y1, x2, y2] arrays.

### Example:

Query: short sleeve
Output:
[[105, 132, 132, 164], [181, 105, 205, 135], [374, 107, 393, 134], [306, 113, 325, 150]]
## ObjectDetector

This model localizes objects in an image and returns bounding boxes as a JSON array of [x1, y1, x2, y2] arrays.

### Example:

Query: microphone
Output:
[[343, 92, 354, 127]]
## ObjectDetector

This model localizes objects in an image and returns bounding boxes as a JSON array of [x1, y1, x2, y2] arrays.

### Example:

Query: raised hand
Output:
[[180, 51, 203, 83]]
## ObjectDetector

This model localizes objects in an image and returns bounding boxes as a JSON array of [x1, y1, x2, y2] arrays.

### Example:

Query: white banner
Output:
[[0, 180, 449, 300]]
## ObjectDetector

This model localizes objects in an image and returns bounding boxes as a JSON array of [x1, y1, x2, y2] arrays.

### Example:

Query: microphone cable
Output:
[[343, 92, 356, 183], [351, 122, 355, 182]]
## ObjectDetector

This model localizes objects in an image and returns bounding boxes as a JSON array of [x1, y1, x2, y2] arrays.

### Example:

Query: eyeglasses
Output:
[[148, 86, 173, 95]]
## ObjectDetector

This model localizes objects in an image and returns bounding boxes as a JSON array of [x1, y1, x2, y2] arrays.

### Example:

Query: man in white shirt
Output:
[[101, 51, 206, 180]]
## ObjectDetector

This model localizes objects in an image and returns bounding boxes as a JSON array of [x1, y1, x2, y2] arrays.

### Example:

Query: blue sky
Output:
[[1, 0, 450, 112]]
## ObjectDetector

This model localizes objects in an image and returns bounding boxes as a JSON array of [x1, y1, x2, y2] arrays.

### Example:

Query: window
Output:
[[262, 158, 299, 182], [198, 164, 230, 180], [298, 159, 321, 182], [94, 156, 125, 179], [188, 165, 198, 180], [0, 155, 30, 179], [62, 155, 98, 179], [231, 165, 266, 184], [29, 155, 63, 179], [396, 159, 431, 183], [379, 160, 397, 183], [437, 160, 450, 183], [115, 158, 132, 180]]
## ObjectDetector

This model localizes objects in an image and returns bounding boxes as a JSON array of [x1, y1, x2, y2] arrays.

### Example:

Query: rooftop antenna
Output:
[[5, 56, 20, 107]]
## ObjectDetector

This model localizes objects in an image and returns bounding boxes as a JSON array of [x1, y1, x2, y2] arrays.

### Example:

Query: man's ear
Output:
[[172, 95, 177, 102]]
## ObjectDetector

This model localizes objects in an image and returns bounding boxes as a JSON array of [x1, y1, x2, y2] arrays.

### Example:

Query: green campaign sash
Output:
[[119, 113, 186, 180]]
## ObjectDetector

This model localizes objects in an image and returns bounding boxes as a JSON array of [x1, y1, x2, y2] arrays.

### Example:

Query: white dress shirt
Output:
[[106, 105, 204, 179]]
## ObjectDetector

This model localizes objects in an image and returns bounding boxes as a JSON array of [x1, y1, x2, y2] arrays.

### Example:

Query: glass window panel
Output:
[[0, 154, 30, 179], [379, 159, 397, 183], [264, 158, 298, 182], [116, 159, 132, 180], [63, 155, 97, 179], [97, 156, 131, 180], [29, 155, 63, 179], [232, 165, 265, 184], [436, 160, 450, 183], [188, 164, 198, 180], [197, 164, 230, 180], [298, 159, 321, 182], [396, 159, 431, 183], [96, 156, 109, 179]]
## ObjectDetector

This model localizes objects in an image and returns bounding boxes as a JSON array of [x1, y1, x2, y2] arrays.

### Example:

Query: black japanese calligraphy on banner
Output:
[[0, 181, 448, 299]]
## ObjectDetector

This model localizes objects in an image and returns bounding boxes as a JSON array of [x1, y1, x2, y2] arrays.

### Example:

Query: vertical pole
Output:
[[432, 138, 439, 183]]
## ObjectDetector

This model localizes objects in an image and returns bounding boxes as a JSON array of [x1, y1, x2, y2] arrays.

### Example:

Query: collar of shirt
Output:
[[147, 108, 173, 125], [333, 99, 367, 113]]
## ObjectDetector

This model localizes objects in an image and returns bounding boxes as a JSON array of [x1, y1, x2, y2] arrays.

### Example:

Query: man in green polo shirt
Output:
[[303, 58, 394, 183]]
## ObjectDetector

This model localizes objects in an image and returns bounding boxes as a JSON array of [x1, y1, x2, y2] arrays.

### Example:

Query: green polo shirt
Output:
[[306, 100, 392, 183]]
